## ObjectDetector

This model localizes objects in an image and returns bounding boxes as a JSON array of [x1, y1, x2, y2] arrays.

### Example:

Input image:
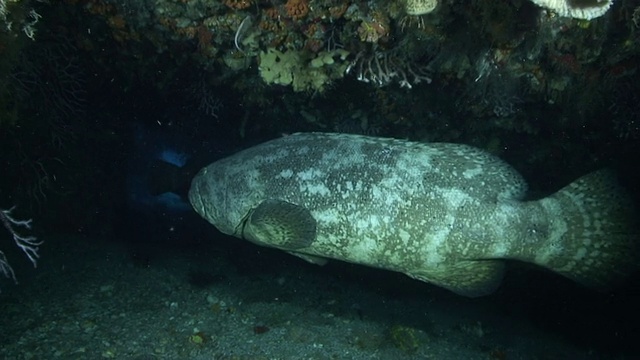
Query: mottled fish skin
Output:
[[189, 132, 638, 297]]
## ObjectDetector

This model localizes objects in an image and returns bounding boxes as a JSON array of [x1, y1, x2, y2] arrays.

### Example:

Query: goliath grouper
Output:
[[189, 132, 637, 297]]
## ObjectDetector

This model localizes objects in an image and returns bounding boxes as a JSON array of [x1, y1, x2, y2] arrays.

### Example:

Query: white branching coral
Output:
[[0, 206, 41, 289], [1, 0, 42, 40], [528, 0, 613, 20]]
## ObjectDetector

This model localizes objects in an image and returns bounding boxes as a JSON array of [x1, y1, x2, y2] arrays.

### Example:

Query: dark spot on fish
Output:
[[253, 325, 270, 334]]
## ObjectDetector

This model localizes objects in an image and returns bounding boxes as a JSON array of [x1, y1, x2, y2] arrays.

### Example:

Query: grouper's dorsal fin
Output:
[[242, 199, 317, 250], [408, 260, 505, 297]]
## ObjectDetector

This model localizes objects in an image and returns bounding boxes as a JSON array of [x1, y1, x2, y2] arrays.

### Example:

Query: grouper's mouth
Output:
[[188, 180, 207, 219]]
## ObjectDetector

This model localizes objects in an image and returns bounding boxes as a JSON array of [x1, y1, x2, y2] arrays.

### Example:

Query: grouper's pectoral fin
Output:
[[407, 260, 505, 297], [242, 199, 317, 250], [287, 251, 329, 265]]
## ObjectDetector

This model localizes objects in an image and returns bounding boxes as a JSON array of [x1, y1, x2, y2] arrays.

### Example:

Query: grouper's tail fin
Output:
[[535, 170, 638, 290]]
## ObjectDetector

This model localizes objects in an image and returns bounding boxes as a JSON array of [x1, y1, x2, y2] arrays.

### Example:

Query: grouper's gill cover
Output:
[[188, 132, 638, 297]]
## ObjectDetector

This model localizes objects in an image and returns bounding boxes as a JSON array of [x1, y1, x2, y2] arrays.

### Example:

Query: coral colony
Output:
[[65, 0, 624, 95], [346, 51, 432, 89]]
